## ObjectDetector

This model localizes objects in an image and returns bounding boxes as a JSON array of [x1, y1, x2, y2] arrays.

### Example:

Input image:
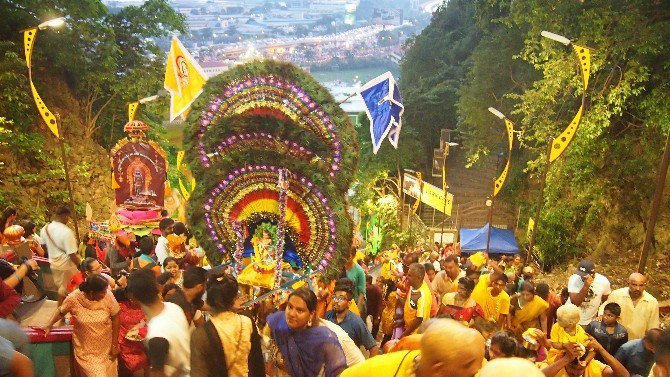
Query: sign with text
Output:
[[403, 173, 453, 215]]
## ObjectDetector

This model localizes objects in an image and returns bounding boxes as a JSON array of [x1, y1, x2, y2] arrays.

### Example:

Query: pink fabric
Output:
[[115, 209, 161, 224]]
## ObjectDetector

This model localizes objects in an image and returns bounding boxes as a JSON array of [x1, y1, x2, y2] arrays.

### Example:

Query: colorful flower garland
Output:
[[275, 168, 288, 287], [232, 221, 245, 276], [203, 165, 337, 271], [195, 76, 343, 178]]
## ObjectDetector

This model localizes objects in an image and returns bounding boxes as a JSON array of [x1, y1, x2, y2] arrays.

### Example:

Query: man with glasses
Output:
[[601, 272, 659, 340], [325, 278, 378, 356]]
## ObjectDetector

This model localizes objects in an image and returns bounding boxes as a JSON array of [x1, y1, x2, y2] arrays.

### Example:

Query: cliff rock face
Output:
[[0, 78, 113, 233]]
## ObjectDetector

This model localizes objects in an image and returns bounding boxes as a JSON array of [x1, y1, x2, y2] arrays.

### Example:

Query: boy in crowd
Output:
[[585, 303, 628, 362]]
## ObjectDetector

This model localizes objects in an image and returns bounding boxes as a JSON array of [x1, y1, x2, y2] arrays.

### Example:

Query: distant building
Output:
[[200, 60, 231, 79], [372, 8, 403, 26]]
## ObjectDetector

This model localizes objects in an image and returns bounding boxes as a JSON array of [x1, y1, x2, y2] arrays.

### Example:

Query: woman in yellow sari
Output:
[[510, 282, 549, 339]]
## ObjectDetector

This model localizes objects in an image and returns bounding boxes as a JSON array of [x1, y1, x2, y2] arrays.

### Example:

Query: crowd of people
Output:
[[0, 204, 668, 377]]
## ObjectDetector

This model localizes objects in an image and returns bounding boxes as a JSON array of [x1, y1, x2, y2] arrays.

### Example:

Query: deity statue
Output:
[[237, 223, 280, 290], [132, 169, 144, 197]]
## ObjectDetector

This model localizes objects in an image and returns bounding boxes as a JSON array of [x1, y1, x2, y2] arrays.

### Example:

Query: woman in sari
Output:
[[438, 277, 484, 325], [509, 282, 549, 338], [190, 271, 264, 377], [42, 274, 120, 376], [265, 287, 346, 377]]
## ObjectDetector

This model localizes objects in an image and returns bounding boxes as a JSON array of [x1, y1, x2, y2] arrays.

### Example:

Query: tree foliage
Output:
[[400, 0, 670, 264], [0, 0, 185, 146]]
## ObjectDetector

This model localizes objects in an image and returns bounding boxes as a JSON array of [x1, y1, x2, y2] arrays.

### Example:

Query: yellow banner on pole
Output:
[[527, 217, 535, 240], [494, 118, 515, 197], [128, 102, 139, 122], [176, 150, 185, 170], [403, 173, 453, 215], [24, 28, 59, 138], [179, 178, 191, 201]]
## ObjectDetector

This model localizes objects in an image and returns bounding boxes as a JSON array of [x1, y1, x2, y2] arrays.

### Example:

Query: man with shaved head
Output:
[[341, 319, 485, 377], [601, 272, 659, 340]]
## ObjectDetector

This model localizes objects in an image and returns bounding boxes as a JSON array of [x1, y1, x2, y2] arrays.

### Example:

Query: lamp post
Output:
[[440, 142, 458, 246], [22, 17, 82, 242], [485, 152, 503, 254], [525, 30, 590, 266]]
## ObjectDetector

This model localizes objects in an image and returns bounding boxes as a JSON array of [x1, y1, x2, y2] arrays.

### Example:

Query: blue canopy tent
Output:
[[459, 223, 519, 254]]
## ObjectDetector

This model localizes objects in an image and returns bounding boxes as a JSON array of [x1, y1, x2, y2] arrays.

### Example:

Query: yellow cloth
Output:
[[341, 350, 420, 377], [511, 295, 549, 336], [601, 288, 660, 340], [403, 282, 433, 333], [469, 252, 487, 268], [381, 261, 396, 281], [381, 291, 397, 335], [237, 262, 275, 289], [474, 287, 510, 324], [548, 322, 590, 362], [471, 274, 491, 305], [210, 312, 252, 377]]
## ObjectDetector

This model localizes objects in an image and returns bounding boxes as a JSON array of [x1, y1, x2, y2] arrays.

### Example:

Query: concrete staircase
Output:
[[418, 149, 517, 232]]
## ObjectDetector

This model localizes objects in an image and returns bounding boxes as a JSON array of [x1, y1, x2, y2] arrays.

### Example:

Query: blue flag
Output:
[[359, 72, 404, 154]]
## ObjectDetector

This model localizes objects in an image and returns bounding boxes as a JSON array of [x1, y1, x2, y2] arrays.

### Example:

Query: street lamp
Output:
[[485, 153, 503, 254], [37, 17, 66, 30], [488, 107, 505, 120], [540, 31, 571, 46]]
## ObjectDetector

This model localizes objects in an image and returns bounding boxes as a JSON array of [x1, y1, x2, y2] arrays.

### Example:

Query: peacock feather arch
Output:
[[184, 60, 359, 275]]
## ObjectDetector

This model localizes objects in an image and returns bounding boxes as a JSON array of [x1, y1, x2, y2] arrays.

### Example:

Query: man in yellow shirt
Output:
[[401, 263, 433, 338], [472, 272, 510, 330], [342, 319, 485, 377]]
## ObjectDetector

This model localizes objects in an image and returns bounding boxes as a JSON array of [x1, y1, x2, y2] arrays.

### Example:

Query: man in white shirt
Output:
[[128, 268, 190, 377], [40, 206, 81, 301], [566, 259, 611, 326], [602, 272, 660, 340], [155, 218, 175, 267]]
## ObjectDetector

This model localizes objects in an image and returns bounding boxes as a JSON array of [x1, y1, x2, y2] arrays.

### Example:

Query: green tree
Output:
[[399, 0, 481, 170]]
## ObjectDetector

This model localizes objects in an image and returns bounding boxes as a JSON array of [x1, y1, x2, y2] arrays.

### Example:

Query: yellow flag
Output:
[[548, 45, 590, 163], [179, 178, 191, 201], [164, 36, 207, 121], [128, 102, 139, 122], [412, 172, 422, 214], [527, 217, 535, 240], [550, 105, 584, 163], [176, 150, 185, 170], [111, 172, 120, 189], [24, 28, 59, 138], [572, 44, 591, 91], [494, 118, 515, 197]]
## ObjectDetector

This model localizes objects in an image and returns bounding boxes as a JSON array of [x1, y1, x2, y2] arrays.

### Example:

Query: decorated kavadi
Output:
[[184, 61, 359, 281]]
